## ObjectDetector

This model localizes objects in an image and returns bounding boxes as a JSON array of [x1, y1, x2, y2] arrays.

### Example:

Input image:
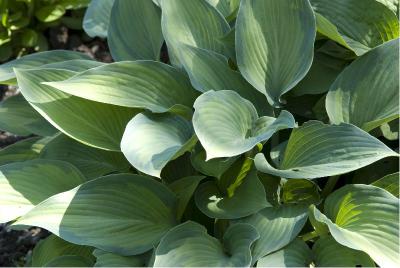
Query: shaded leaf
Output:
[[371, 172, 399, 197], [93, 249, 147, 267], [13, 174, 178, 256], [154, 221, 259, 267], [83, 0, 114, 38]]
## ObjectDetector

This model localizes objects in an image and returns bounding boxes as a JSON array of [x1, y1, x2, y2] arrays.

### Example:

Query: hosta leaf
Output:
[[256, 239, 312, 267], [93, 249, 146, 267], [281, 179, 320, 205], [121, 113, 196, 178], [169, 176, 205, 220], [0, 94, 57, 136], [193, 90, 295, 159], [0, 159, 85, 223], [0, 136, 51, 166], [291, 52, 347, 96], [177, 45, 272, 116], [195, 170, 270, 219], [44, 61, 198, 114], [236, 0, 316, 107], [311, 0, 399, 56], [312, 235, 375, 267], [255, 121, 398, 179], [376, 0, 399, 14], [0, 50, 91, 84], [41, 59, 105, 72], [83, 0, 114, 38], [234, 204, 308, 263], [154, 221, 259, 267], [15, 68, 138, 151], [32, 235, 94, 267], [161, 0, 230, 66], [43, 255, 93, 267], [312, 184, 399, 267], [40, 134, 130, 179], [371, 172, 399, 197], [326, 39, 399, 132], [108, 0, 163, 61], [207, 0, 240, 18], [190, 144, 237, 179], [13, 174, 178, 255]]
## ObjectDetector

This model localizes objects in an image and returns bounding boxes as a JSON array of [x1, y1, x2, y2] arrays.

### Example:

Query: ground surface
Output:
[[0, 24, 110, 267]]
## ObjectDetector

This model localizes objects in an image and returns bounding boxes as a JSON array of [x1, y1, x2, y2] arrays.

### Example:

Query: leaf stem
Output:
[[321, 175, 340, 198], [301, 230, 319, 242]]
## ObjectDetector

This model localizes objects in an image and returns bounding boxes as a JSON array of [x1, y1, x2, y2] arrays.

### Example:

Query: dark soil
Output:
[[0, 23, 111, 267]]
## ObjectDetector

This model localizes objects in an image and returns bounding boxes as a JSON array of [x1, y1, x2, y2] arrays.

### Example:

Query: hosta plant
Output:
[[0, 0, 399, 267]]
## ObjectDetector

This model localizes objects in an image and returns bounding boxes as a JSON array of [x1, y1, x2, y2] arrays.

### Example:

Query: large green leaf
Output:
[[255, 121, 398, 179], [13, 174, 178, 255], [193, 90, 295, 159], [0, 50, 91, 84], [256, 239, 312, 267], [121, 112, 196, 178], [177, 45, 273, 116], [312, 235, 375, 267], [83, 0, 114, 38], [311, 0, 399, 56], [195, 170, 270, 219], [371, 172, 399, 197], [312, 184, 399, 267], [326, 39, 399, 132], [40, 134, 130, 179], [108, 0, 163, 61], [234, 204, 308, 263], [0, 136, 51, 166], [0, 159, 85, 223], [15, 68, 138, 151], [44, 61, 198, 114], [0, 94, 57, 136], [161, 0, 231, 66], [32, 235, 94, 267], [236, 0, 316, 107], [154, 221, 259, 267], [93, 249, 147, 267], [207, 0, 240, 18]]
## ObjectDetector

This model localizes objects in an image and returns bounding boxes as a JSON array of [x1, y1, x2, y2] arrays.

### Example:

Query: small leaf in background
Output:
[[311, 0, 399, 56], [236, 0, 316, 107], [312, 184, 399, 267], [233, 204, 308, 263], [121, 112, 196, 178], [195, 169, 270, 219], [40, 133, 130, 179], [312, 235, 375, 267], [35, 5, 66, 23], [0, 136, 51, 166], [161, 0, 231, 66], [326, 39, 399, 132], [108, 0, 163, 61], [256, 239, 312, 267], [0, 94, 57, 136], [255, 121, 398, 179], [154, 221, 258, 267], [13, 174, 178, 256], [32, 235, 94, 267], [0, 159, 85, 223], [83, 0, 114, 38], [193, 90, 295, 159], [281, 179, 320, 205]]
